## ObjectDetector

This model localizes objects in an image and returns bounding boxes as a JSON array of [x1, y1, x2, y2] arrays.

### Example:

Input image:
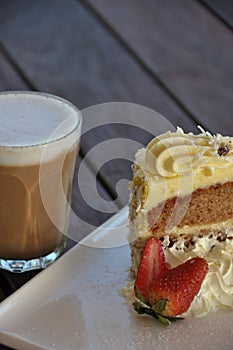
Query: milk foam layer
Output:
[[0, 92, 81, 166]]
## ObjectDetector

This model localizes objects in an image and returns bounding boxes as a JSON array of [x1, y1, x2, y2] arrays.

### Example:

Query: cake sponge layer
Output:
[[148, 182, 233, 238]]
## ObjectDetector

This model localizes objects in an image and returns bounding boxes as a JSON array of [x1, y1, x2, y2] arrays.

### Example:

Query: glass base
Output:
[[0, 240, 66, 273]]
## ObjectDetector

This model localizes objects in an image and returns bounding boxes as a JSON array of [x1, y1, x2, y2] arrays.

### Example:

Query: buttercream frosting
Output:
[[134, 127, 233, 211]]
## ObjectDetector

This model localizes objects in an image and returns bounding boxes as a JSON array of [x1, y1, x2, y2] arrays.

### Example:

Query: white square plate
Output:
[[1, 207, 233, 350]]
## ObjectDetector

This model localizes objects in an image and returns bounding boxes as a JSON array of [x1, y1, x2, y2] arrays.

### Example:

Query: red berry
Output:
[[148, 257, 208, 317], [134, 238, 167, 301]]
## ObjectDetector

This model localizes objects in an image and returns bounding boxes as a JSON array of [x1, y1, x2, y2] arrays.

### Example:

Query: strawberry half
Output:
[[148, 257, 208, 317], [134, 237, 167, 301]]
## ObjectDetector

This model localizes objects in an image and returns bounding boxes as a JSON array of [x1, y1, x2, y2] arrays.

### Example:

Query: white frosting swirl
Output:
[[145, 128, 233, 177], [165, 237, 233, 317]]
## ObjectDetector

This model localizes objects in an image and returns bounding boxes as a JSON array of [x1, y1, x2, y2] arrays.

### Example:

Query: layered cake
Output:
[[128, 127, 233, 320]]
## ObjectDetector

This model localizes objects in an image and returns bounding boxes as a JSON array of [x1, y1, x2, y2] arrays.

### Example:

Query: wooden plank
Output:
[[0, 345, 13, 350], [0, 49, 29, 90], [0, 0, 197, 207], [85, 0, 233, 136], [70, 155, 119, 240], [0, 271, 12, 300], [0, 287, 5, 303], [0, 0, 196, 127], [201, 0, 233, 28]]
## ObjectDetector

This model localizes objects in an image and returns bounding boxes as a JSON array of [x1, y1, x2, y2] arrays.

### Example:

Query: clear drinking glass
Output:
[[0, 91, 82, 272]]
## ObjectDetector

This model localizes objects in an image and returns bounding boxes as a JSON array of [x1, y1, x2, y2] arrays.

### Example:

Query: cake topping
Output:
[[218, 142, 230, 156], [133, 238, 208, 325], [144, 127, 233, 177]]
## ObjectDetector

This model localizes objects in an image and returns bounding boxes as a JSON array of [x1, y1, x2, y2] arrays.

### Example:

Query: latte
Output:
[[0, 92, 81, 269]]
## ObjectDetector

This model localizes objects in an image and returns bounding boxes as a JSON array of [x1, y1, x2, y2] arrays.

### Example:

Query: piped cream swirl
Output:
[[145, 128, 233, 177], [165, 236, 233, 317]]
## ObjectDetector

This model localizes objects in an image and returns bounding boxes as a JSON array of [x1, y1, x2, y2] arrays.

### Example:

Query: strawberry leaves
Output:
[[134, 287, 182, 326]]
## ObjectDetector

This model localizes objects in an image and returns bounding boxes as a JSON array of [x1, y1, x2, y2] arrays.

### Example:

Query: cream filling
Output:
[[169, 218, 233, 235], [135, 148, 233, 211]]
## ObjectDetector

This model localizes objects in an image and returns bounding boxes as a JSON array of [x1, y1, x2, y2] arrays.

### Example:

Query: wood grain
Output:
[[0, 49, 29, 90], [202, 0, 233, 28], [0, 0, 196, 126], [0, 288, 5, 303], [0, 344, 13, 350], [85, 0, 233, 135], [70, 155, 120, 239]]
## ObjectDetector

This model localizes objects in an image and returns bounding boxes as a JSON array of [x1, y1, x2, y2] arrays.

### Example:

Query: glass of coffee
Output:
[[0, 91, 82, 273]]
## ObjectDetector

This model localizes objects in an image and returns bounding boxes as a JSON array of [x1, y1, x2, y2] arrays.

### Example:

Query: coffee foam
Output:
[[0, 92, 81, 166]]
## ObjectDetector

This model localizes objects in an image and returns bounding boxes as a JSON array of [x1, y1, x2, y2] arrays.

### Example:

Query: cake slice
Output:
[[128, 127, 233, 318]]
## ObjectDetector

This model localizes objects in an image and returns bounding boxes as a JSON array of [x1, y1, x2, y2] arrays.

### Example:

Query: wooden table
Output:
[[0, 1, 232, 349]]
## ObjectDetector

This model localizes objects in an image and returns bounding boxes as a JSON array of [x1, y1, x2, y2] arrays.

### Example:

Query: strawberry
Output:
[[148, 257, 208, 317], [134, 237, 167, 301]]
